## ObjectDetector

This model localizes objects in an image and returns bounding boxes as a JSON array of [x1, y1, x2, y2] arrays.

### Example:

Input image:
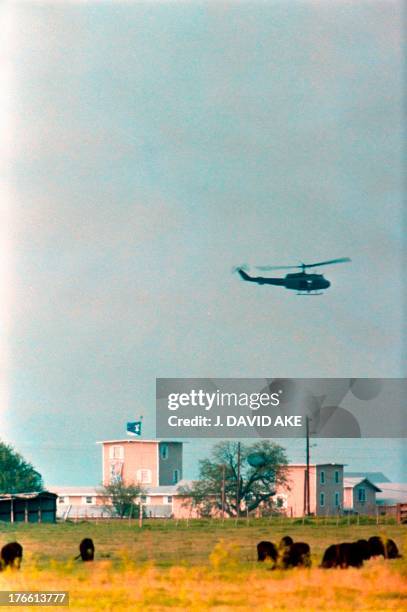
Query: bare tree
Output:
[[179, 440, 289, 517]]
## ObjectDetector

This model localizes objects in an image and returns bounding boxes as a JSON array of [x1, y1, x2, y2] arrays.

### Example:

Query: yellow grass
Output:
[[0, 520, 406, 610], [1, 559, 406, 611]]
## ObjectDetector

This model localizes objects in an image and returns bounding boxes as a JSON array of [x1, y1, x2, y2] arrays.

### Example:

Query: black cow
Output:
[[368, 536, 385, 557], [368, 536, 401, 559], [321, 542, 365, 569], [386, 538, 402, 559], [320, 544, 340, 568], [355, 539, 372, 561], [280, 542, 311, 568], [339, 543, 364, 568], [0, 542, 23, 570], [257, 541, 278, 562], [76, 538, 95, 562], [279, 536, 294, 549]]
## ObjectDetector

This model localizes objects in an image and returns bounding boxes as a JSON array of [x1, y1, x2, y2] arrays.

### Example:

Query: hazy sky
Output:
[[2, 1, 404, 485]]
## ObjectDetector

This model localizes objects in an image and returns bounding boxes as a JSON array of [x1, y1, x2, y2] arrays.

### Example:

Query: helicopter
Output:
[[236, 258, 351, 295]]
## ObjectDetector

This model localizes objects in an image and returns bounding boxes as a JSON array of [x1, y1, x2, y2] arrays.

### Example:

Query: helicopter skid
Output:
[[296, 291, 324, 296]]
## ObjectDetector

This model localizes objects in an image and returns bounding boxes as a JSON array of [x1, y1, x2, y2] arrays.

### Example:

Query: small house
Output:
[[343, 477, 381, 514]]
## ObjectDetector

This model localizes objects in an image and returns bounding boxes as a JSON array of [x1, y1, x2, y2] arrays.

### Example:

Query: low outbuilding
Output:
[[0, 491, 57, 523], [343, 478, 381, 515]]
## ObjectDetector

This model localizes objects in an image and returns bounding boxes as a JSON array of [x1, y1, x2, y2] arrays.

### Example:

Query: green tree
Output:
[[179, 440, 289, 517], [99, 480, 146, 518], [0, 441, 44, 493]]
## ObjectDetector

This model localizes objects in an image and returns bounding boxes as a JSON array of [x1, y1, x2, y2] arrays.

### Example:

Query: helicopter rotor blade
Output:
[[255, 265, 300, 271], [255, 257, 351, 271], [302, 257, 351, 269]]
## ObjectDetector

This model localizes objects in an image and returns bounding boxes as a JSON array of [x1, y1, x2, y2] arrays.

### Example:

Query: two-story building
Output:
[[99, 439, 183, 487], [277, 463, 344, 517]]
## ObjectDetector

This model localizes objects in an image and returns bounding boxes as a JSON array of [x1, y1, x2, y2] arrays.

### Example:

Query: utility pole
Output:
[[221, 464, 226, 520], [305, 416, 310, 516], [236, 442, 241, 519]]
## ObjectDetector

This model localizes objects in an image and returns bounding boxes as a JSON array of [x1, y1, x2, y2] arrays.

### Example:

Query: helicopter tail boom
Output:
[[238, 269, 286, 286]]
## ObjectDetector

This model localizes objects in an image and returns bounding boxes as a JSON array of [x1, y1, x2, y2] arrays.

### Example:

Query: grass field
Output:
[[0, 518, 406, 610]]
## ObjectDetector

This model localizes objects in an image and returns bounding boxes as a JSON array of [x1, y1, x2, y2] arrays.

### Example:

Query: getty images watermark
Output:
[[165, 388, 301, 428], [156, 378, 406, 438]]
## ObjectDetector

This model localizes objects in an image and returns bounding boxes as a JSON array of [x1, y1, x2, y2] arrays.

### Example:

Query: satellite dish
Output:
[[247, 452, 267, 468]]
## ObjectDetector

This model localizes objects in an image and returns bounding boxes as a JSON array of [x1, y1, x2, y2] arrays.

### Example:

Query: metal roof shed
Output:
[[0, 491, 57, 523]]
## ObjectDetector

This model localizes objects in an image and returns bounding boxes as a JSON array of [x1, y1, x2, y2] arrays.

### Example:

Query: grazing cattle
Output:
[[386, 538, 402, 559], [355, 539, 372, 561], [339, 543, 364, 568], [368, 536, 385, 557], [0, 542, 23, 570], [368, 536, 401, 559], [279, 536, 294, 549], [320, 544, 340, 568], [321, 542, 366, 569], [281, 542, 311, 568], [257, 541, 278, 562], [76, 538, 95, 562]]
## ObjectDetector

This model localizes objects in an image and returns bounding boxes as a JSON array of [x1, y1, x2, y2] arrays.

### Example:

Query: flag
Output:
[[127, 421, 142, 436]]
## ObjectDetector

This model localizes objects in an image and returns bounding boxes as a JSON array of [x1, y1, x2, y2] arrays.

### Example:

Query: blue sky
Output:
[[2, 1, 404, 485]]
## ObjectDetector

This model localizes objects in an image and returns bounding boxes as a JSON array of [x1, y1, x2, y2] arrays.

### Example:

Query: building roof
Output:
[[96, 439, 184, 445], [287, 463, 344, 468], [0, 491, 57, 500], [343, 477, 382, 492], [147, 480, 194, 495], [49, 480, 194, 497], [48, 486, 100, 496], [376, 483, 407, 504], [345, 472, 390, 483]]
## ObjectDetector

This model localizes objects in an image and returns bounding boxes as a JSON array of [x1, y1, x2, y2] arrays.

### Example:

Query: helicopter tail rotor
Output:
[[231, 263, 250, 274]]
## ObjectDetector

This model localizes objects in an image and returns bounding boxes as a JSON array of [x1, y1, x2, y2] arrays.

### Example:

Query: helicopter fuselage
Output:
[[284, 272, 330, 292], [238, 269, 331, 293]]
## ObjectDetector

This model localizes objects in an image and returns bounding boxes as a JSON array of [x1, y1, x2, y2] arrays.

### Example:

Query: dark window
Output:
[[160, 444, 169, 460], [320, 471, 325, 485], [335, 470, 340, 483], [320, 492, 325, 507], [358, 487, 366, 503]]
